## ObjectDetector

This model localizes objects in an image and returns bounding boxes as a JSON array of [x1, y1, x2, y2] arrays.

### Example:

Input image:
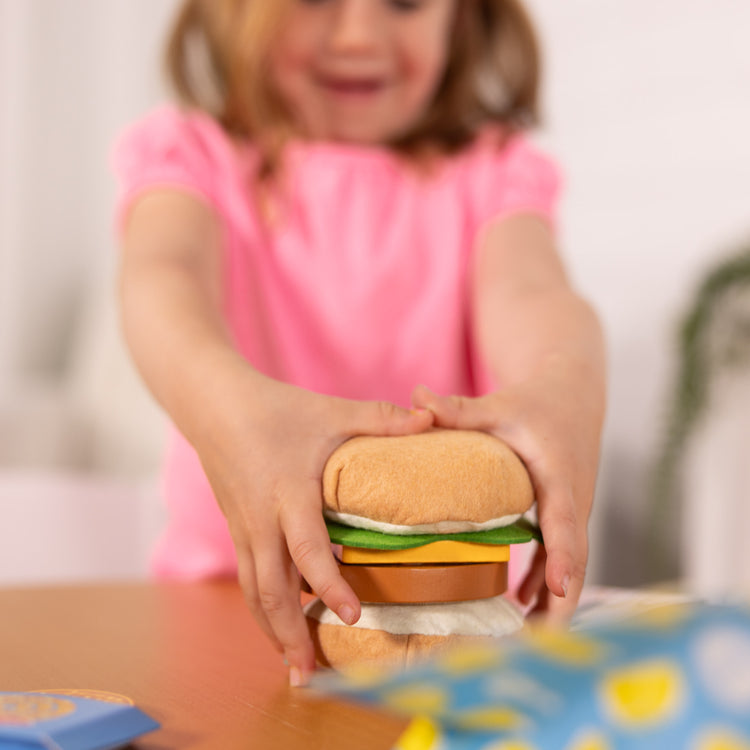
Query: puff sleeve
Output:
[[111, 106, 226, 233], [468, 131, 562, 231]]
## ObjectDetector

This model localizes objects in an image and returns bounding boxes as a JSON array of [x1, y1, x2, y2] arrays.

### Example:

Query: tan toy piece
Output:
[[306, 429, 535, 670], [322, 429, 534, 532]]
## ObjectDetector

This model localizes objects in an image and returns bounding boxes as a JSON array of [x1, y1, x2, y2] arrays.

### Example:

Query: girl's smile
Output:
[[271, 0, 457, 144], [316, 74, 388, 99]]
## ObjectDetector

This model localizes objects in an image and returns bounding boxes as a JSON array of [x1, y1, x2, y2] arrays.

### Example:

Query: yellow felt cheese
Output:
[[340, 541, 511, 565]]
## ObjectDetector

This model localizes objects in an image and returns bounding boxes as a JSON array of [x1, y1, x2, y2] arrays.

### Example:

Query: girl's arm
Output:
[[413, 214, 606, 620], [120, 191, 432, 683]]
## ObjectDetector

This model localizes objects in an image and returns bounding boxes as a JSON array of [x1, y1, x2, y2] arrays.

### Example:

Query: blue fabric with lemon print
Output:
[[313, 603, 750, 749]]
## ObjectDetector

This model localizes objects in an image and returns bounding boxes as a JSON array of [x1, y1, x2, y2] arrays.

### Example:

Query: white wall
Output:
[[0, 0, 174, 471], [0, 0, 176, 582], [528, 0, 750, 584], [0, 471, 165, 585], [1, 1, 173, 379], [1, 0, 748, 586]]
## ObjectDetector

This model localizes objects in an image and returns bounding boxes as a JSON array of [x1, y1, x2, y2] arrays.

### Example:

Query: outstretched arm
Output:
[[413, 213, 606, 620], [120, 190, 433, 683]]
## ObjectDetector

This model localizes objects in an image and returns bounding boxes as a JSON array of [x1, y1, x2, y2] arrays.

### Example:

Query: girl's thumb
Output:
[[411, 384, 489, 431], [350, 399, 433, 437]]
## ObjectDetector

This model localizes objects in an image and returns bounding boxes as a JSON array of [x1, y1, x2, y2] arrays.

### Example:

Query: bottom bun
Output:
[[304, 596, 524, 670], [309, 622, 472, 670]]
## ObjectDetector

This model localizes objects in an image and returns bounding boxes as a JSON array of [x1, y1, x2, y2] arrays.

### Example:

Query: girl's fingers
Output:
[[250, 525, 317, 683], [517, 544, 547, 606], [235, 547, 283, 653], [410, 385, 493, 431], [536, 480, 587, 620], [345, 397, 434, 436], [280, 479, 361, 628], [411, 384, 589, 621], [526, 585, 551, 620], [544, 572, 583, 623], [517, 542, 579, 623]]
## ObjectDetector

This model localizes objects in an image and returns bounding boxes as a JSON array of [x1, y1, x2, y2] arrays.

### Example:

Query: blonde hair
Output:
[[165, 0, 541, 172]]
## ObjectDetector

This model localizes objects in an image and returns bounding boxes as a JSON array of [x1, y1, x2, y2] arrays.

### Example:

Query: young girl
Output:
[[114, 0, 605, 686]]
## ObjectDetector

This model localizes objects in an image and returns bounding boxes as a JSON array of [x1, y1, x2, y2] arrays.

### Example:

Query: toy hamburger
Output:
[[303, 429, 540, 670]]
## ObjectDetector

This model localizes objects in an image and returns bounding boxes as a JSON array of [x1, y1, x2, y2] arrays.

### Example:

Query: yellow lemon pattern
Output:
[[454, 707, 527, 732], [393, 716, 441, 750], [565, 729, 611, 750], [483, 741, 537, 750], [693, 727, 750, 750], [628, 603, 693, 630], [600, 659, 685, 727], [522, 626, 607, 667], [340, 661, 390, 688], [384, 684, 449, 716], [438, 642, 504, 676], [316, 603, 750, 750]]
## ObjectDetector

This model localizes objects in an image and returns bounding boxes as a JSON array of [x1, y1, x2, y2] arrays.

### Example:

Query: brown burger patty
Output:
[[335, 560, 508, 604]]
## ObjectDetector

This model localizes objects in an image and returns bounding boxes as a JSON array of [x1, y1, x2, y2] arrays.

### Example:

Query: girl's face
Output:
[[270, 0, 457, 144]]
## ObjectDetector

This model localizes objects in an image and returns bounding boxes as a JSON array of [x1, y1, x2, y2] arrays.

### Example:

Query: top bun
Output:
[[322, 429, 534, 534]]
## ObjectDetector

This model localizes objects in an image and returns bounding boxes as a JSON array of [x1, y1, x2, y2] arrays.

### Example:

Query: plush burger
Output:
[[304, 429, 540, 670]]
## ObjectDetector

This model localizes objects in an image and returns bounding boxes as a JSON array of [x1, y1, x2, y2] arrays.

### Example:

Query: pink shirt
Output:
[[113, 106, 560, 579]]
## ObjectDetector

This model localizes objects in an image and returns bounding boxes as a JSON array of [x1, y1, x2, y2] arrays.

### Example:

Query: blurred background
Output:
[[1, 0, 748, 592]]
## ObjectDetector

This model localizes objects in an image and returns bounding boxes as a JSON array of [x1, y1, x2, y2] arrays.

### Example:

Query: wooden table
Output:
[[0, 582, 409, 749]]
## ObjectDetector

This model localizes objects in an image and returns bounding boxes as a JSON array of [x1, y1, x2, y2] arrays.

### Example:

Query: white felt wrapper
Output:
[[304, 595, 524, 637], [324, 510, 522, 535]]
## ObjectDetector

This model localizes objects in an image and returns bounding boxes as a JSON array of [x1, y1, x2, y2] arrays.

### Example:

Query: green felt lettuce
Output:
[[325, 517, 542, 550]]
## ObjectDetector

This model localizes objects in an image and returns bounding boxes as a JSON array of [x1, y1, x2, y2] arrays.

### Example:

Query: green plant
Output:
[[648, 241, 750, 576]]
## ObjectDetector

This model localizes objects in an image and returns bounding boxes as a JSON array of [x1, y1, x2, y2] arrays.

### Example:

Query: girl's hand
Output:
[[195, 370, 433, 686], [119, 191, 434, 685], [412, 364, 602, 622]]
